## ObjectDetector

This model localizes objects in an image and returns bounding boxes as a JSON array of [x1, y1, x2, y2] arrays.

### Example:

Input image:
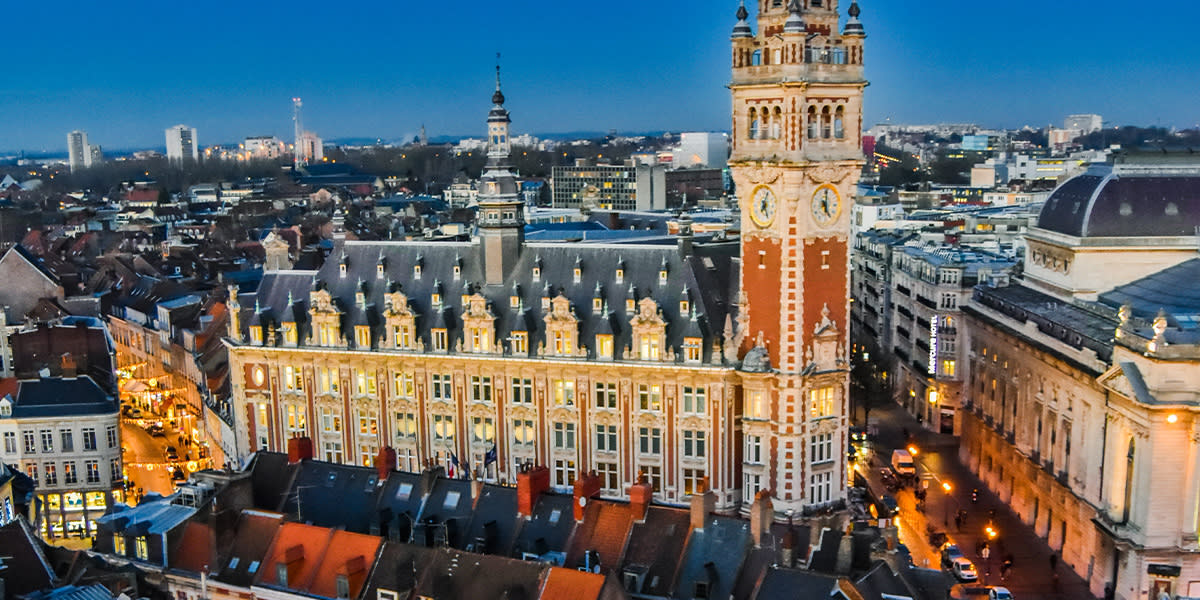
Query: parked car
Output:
[[950, 557, 978, 582], [128, 408, 144, 419], [989, 588, 1013, 600], [165, 446, 179, 460], [891, 449, 916, 478], [878, 494, 898, 517], [940, 543, 964, 568], [147, 424, 165, 437]]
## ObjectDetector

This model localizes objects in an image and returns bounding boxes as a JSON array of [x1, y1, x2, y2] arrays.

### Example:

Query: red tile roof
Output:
[[171, 521, 217, 573], [540, 567, 606, 600], [565, 500, 634, 571], [308, 530, 382, 600], [256, 522, 335, 593]]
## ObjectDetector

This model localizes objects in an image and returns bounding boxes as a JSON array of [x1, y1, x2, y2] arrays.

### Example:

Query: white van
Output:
[[891, 449, 916, 477]]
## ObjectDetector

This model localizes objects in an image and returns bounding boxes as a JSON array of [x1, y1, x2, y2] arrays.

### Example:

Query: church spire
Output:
[[732, 1, 753, 39], [492, 52, 506, 106]]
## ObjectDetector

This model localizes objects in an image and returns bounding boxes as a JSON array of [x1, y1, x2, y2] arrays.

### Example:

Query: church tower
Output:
[[730, 0, 867, 515], [477, 61, 525, 286]]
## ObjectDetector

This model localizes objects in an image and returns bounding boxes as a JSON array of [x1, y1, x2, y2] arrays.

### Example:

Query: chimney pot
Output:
[[517, 465, 551, 517], [627, 472, 654, 523], [689, 477, 716, 531], [573, 471, 603, 522], [286, 437, 314, 464]]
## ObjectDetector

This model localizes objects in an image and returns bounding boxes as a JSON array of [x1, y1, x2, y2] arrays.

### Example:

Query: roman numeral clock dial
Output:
[[811, 184, 841, 226], [749, 186, 777, 228]]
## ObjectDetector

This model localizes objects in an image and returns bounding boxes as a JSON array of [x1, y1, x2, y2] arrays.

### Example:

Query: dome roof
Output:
[[741, 345, 772, 373], [1037, 169, 1200, 238]]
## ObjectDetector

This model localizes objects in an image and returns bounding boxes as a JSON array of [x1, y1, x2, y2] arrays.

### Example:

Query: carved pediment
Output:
[[743, 166, 782, 185], [545, 295, 575, 323], [592, 411, 621, 426], [631, 297, 665, 329], [464, 293, 493, 320], [309, 289, 338, 314], [384, 291, 412, 317]]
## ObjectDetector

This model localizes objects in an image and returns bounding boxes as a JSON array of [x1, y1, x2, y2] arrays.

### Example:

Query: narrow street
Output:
[[120, 418, 190, 501], [861, 402, 1098, 599]]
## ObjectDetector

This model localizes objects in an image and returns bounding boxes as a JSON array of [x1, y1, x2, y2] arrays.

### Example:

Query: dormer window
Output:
[[638, 334, 661, 360], [250, 326, 263, 345], [684, 337, 703, 363], [595, 335, 613, 360], [626, 298, 635, 312], [355, 291, 365, 306], [355, 326, 371, 348], [593, 297, 602, 311], [393, 324, 412, 349], [432, 329, 448, 351], [282, 322, 298, 345], [573, 267, 582, 283], [413, 265, 422, 279], [680, 300, 689, 313], [659, 269, 668, 284], [0, 399, 11, 418], [541, 296, 551, 311], [432, 293, 441, 306], [453, 265, 461, 280], [510, 295, 520, 308], [532, 267, 541, 281], [468, 327, 490, 353], [510, 331, 528, 354], [615, 269, 624, 284], [376, 263, 385, 278], [339, 261, 348, 277], [336, 575, 350, 599]]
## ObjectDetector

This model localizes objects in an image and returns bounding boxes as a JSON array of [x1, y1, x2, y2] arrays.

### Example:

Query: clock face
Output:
[[749, 186, 777, 228], [252, 366, 266, 387], [811, 185, 841, 226]]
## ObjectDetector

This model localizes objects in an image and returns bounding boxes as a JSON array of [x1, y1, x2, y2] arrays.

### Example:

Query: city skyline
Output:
[[3, 0, 1199, 152]]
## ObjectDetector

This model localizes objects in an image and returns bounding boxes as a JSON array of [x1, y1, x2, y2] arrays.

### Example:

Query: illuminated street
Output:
[[120, 417, 187, 501], [862, 403, 1095, 599]]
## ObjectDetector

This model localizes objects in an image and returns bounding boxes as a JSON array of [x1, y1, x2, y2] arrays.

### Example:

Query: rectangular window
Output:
[[596, 461, 619, 491], [318, 368, 340, 394], [595, 424, 618, 452], [433, 414, 455, 442], [135, 537, 149, 560], [683, 338, 702, 363], [106, 426, 117, 449], [86, 460, 100, 483], [24, 431, 36, 454], [60, 430, 74, 452], [810, 471, 833, 504], [470, 376, 493, 403], [638, 384, 662, 411], [111, 459, 122, 483], [354, 369, 377, 396], [682, 386, 707, 415], [553, 459, 576, 487], [510, 331, 528, 354], [358, 411, 379, 437], [639, 335, 661, 360], [745, 472, 761, 497], [432, 374, 453, 402], [552, 330, 573, 355], [594, 382, 618, 409], [355, 326, 371, 348], [284, 366, 303, 391], [942, 360, 957, 377], [553, 379, 575, 406], [44, 463, 57, 485], [284, 405, 307, 437], [359, 444, 376, 467], [321, 408, 342, 434], [4, 432, 16, 453], [64, 461, 77, 484], [595, 334, 613, 359], [472, 417, 495, 444], [553, 422, 576, 450], [683, 468, 706, 496], [82, 428, 97, 451], [113, 535, 125, 556], [432, 329, 448, 351], [469, 327, 490, 353], [394, 412, 417, 441], [282, 323, 298, 345], [641, 465, 662, 491], [394, 325, 412, 349], [511, 378, 533, 405], [323, 441, 343, 463], [25, 463, 37, 484], [393, 372, 415, 398], [250, 326, 263, 345], [810, 387, 835, 418], [638, 427, 662, 455], [745, 435, 763, 464], [683, 430, 706, 459], [41, 430, 54, 453], [810, 432, 833, 464], [512, 419, 535, 446]]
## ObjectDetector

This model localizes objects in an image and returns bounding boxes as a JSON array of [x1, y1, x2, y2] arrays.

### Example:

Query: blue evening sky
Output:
[[1, 0, 1196, 152]]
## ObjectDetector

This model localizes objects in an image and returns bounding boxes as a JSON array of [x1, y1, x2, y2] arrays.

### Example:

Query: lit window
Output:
[[282, 323, 298, 345], [393, 372, 414, 398], [638, 384, 662, 411], [355, 326, 371, 348], [394, 413, 417, 441], [810, 387, 835, 418], [684, 337, 702, 363], [683, 468, 706, 496], [595, 334, 613, 359], [638, 334, 661, 360], [433, 414, 455, 442], [553, 379, 575, 406], [746, 390, 767, 420], [472, 417, 495, 444], [512, 419, 535, 446], [510, 331, 529, 354], [354, 369, 377, 396], [250, 326, 263, 345]]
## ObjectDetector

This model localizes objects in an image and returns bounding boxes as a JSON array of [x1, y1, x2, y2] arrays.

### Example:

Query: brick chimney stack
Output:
[[689, 477, 716, 531], [573, 471, 602, 522], [749, 489, 774, 548], [628, 472, 654, 523], [287, 437, 314, 464], [517, 465, 550, 517], [374, 446, 397, 480]]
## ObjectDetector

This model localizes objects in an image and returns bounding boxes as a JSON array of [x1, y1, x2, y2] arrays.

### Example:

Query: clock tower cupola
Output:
[[729, 0, 867, 515]]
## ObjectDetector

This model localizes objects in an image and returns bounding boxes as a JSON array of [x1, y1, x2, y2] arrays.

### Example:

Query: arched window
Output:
[[834, 106, 845, 139], [1122, 438, 1136, 523], [771, 107, 783, 139], [821, 106, 832, 139], [749, 108, 760, 140], [807, 106, 819, 139], [751, 50, 762, 66]]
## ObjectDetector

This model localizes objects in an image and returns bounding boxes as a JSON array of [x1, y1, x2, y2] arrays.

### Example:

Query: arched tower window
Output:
[[807, 106, 819, 139], [1122, 437, 1136, 523], [834, 106, 845, 139], [771, 107, 783, 139], [821, 106, 832, 139], [749, 108, 760, 140]]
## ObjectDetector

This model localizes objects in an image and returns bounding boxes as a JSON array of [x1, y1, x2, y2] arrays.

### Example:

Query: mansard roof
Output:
[[239, 238, 739, 363]]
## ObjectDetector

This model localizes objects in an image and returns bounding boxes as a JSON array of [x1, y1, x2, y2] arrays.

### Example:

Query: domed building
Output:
[[1024, 153, 1200, 300]]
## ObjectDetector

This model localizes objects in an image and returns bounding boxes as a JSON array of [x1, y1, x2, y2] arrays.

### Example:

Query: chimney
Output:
[[689, 477, 716, 531], [374, 446, 397, 481], [628, 473, 654, 523], [516, 465, 550, 518], [780, 518, 797, 567], [749, 489, 774, 548], [60, 353, 77, 379], [286, 437, 314, 464], [572, 471, 602, 522]]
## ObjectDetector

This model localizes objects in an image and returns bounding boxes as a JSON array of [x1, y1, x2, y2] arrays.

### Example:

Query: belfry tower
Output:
[[730, 0, 867, 515], [477, 59, 525, 286]]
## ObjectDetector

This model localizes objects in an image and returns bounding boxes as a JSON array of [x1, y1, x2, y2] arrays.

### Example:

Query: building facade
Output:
[[166, 125, 199, 164], [551, 161, 666, 212], [67, 130, 90, 172]]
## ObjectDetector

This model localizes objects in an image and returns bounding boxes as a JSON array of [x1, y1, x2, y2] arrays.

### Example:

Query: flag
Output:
[[484, 445, 498, 467], [447, 453, 458, 478]]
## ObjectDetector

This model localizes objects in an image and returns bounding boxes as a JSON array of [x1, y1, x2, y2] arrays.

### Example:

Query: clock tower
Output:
[[730, 0, 867, 514]]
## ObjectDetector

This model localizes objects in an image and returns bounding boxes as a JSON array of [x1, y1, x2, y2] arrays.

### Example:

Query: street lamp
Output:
[[942, 482, 952, 526]]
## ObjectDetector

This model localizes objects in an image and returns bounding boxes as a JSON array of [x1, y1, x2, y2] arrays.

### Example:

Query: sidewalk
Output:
[[867, 403, 1098, 599]]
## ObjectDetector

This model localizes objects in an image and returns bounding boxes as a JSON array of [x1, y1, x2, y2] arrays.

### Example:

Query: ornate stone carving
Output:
[[744, 166, 782, 185]]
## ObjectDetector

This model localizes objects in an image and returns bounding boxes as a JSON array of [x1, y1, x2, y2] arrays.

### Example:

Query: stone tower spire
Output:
[[478, 54, 524, 286]]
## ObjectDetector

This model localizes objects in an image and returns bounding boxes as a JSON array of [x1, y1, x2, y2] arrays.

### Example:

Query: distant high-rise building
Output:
[[165, 125, 199, 164], [673, 132, 729, 169], [88, 144, 103, 167], [1064, 114, 1103, 135], [243, 136, 286, 160], [67, 130, 89, 172], [298, 131, 323, 163], [552, 160, 666, 211]]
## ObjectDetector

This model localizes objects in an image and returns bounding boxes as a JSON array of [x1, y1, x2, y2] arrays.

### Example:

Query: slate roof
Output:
[[9, 376, 116, 419], [1099, 258, 1200, 330], [619, 506, 692, 597], [0, 519, 56, 600], [563, 501, 634, 572], [675, 515, 752, 600], [749, 567, 843, 600], [240, 237, 738, 363], [967, 284, 1117, 370], [1037, 167, 1200, 238], [95, 496, 197, 537], [213, 510, 284, 587], [21, 585, 113, 600], [282, 461, 384, 533]]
